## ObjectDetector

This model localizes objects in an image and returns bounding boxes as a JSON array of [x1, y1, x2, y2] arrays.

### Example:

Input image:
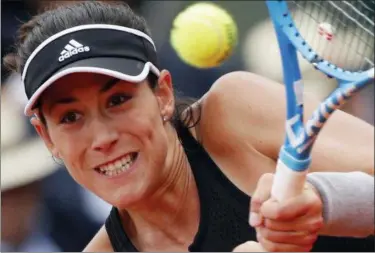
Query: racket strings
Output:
[[289, 0, 374, 72]]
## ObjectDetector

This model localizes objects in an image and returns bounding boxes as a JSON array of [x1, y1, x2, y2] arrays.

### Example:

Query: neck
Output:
[[119, 124, 200, 250]]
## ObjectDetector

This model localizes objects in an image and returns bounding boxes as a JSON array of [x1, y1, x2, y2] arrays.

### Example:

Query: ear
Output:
[[154, 70, 175, 120], [30, 116, 60, 159]]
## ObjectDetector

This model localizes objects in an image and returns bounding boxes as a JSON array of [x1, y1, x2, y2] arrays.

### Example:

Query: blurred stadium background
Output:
[[1, 0, 373, 251]]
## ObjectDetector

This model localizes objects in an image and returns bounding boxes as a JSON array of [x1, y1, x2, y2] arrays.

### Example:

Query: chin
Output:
[[110, 181, 153, 210]]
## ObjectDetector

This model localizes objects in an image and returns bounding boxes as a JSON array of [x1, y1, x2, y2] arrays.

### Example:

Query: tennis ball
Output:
[[170, 2, 238, 68]]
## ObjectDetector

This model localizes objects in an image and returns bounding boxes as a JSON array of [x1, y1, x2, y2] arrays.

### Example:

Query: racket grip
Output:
[[271, 157, 309, 202], [256, 156, 310, 251]]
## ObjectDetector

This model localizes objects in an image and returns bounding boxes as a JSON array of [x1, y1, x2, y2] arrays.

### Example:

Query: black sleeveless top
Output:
[[105, 124, 375, 252]]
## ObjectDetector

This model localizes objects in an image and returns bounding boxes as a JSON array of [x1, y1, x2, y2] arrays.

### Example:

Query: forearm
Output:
[[306, 172, 374, 238]]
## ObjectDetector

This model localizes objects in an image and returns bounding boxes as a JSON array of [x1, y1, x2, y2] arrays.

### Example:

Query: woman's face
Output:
[[34, 72, 175, 207]]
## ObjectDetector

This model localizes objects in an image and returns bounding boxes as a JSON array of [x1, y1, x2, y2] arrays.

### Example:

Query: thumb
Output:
[[249, 173, 274, 227], [233, 241, 266, 252]]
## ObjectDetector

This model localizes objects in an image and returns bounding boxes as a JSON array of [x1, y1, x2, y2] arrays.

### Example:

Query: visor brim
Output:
[[24, 57, 160, 116]]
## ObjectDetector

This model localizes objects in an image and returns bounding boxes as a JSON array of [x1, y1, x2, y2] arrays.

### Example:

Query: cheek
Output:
[[127, 107, 169, 163], [129, 110, 164, 147], [126, 96, 163, 143]]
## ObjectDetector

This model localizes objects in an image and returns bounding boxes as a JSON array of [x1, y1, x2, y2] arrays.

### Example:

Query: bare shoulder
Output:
[[202, 70, 285, 125], [83, 225, 113, 252], [208, 70, 281, 94], [198, 71, 285, 156]]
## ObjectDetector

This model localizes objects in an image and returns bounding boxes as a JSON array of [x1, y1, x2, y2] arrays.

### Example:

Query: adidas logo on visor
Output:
[[58, 39, 90, 62]]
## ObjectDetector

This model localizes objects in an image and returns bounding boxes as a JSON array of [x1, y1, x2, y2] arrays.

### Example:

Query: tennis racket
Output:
[[266, 0, 374, 202]]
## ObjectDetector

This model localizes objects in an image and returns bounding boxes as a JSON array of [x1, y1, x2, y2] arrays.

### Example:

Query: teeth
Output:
[[98, 153, 136, 176], [115, 160, 122, 170], [121, 157, 127, 164], [108, 164, 115, 171]]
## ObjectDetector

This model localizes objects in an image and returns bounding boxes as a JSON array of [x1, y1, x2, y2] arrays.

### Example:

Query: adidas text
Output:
[[58, 46, 90, 62], [58, 39, 90, 62]]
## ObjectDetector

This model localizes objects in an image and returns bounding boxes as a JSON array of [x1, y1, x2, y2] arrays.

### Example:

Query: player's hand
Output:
[[249, 173, 324, 252]]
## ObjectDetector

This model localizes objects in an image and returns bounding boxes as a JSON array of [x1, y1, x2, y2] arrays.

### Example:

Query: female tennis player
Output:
[[4, 1, 373, 252]]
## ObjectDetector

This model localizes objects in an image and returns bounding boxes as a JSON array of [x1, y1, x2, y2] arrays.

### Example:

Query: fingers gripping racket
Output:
[[266, 0, 374, 202]]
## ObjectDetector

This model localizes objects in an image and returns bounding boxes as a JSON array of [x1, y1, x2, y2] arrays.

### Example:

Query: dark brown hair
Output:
[[3, 1, 199, 129]]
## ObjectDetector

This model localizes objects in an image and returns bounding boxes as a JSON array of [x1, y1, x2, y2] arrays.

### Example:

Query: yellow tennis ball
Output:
[[170, 2, 238, 68]]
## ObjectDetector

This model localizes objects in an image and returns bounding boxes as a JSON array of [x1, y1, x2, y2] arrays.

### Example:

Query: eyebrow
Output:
[[100, 78, 121, 92], [48, 97, 77, 114], [47, 78, 122, 113]]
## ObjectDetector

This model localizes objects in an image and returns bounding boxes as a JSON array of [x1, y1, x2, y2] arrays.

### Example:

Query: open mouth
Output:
[[95, 152, 138, 177]]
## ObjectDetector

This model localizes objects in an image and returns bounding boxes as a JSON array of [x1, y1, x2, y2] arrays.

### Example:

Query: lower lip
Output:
[[96, 154, 139, 180]]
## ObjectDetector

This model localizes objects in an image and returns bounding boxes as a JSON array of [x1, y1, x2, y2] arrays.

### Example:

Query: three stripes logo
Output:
[[58, 39, 90, 62]]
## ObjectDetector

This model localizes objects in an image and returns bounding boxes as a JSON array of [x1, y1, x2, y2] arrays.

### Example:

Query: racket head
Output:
[[266, 0, 374, 84]]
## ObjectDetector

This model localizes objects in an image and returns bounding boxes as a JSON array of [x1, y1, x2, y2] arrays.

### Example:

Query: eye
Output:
[[60, 111, 82, 124], [107, 93, 131, 107]]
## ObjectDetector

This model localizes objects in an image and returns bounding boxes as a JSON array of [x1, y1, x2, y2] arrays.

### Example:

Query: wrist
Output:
[[306, 175, 330, 225]]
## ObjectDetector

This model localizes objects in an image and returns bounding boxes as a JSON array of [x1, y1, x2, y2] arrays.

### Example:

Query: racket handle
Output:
[[271, 158, 309, 202], [256, 157, 309, 251]]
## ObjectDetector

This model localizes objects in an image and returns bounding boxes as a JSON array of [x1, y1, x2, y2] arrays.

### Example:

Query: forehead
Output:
[[41, 73, 137, 99], [47, 73, 114, 93]]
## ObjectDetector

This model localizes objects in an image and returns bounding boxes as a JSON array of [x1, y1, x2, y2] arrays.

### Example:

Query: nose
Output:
[[90, 119, 119, 153]]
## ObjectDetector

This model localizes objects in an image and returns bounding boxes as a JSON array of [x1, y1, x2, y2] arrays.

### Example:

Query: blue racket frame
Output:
[[266, 0, 374, 172]]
